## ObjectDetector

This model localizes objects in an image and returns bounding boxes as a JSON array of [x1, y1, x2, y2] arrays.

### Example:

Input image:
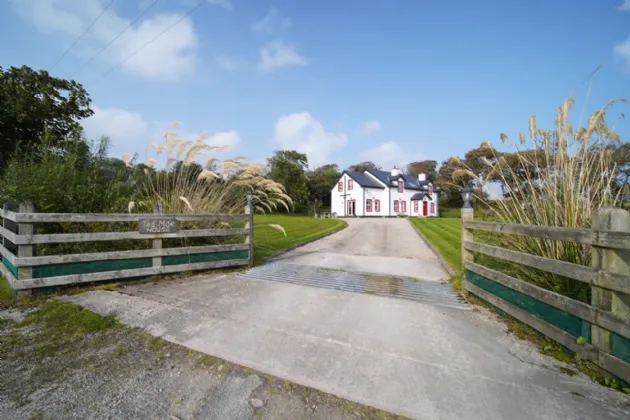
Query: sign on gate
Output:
[[139, 218, 178, 234]]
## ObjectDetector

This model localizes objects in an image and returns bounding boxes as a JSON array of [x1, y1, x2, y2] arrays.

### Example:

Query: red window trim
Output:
[[430, 202, 435, 214], [338, 181, 343, 192], [429, 184, 433, 195], [414, 201, 418, 212], [375, 199, 380, 212], [348, 179, 353, 190], [398, 179, 404, 193], [394, 200, 399, 212], [366, 199, 372, 212]]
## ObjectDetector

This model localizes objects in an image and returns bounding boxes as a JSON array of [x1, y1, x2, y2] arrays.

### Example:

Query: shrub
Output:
[[453, 97, 624, 301]]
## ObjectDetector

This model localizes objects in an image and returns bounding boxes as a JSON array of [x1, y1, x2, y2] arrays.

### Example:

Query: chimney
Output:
[[391, 166, 400, 177], [418, 173, 426, 181]]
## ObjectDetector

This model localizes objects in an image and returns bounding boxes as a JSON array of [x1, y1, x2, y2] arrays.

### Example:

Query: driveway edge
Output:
[[263, 221, 348, 263], [407, 218, 456, 277]]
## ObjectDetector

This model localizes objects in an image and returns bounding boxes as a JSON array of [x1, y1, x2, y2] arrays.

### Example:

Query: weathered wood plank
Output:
[[461, 209, 474, 267], [464, 261, 630, 340], [12, 213, 248, 223], [0, 243, 17, 265], [464, 280, 600, 358], [9, 228, 249, 245], [17, 203, 35, 280], [464, 240, 630, 294], [14, 243, 250, 266], [0, 226, 18, 244], [1, 209, 17, 222], [12, 258, 249, 289], [464, 280, 630, 383], [463, 220, 630, 250], [0, 260, 18, 289], [0, 207, 4, 218]]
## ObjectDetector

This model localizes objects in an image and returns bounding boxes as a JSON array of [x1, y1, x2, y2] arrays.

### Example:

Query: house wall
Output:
[[331, 172, 440, 217], [330, 173, 365, 217]]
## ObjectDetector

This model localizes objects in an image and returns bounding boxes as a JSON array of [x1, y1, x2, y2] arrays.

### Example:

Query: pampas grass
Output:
[[454, 97, 625, 301], [129, 123, 292, 215]]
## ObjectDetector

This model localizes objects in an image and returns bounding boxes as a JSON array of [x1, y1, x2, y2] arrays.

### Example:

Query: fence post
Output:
[[152, 204, 163, 268], [245, 192, 254, 267], [17, 202, 35, 283], [461, 207, 474, 272], [591, 208, 630, 360]]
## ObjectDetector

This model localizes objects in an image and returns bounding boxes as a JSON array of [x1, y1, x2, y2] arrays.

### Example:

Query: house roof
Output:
[[366, 169, 430, 191], [410, 192, 432, 201], [344, 170, 385, 189]]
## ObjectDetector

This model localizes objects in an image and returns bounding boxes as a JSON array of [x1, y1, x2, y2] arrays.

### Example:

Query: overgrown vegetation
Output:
[[451, 98, 625, 302]]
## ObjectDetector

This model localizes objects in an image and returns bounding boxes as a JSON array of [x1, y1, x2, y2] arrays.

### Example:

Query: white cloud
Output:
[[273, 112, 347, 168], [358, 120, 382, 136], [252, 8, 291, 33], [259, 40, 308, 71], [11, 0, 203, 82], [82, 105, 149, 157], [360, 141, 425, 170], [83, 106, 240, 160], [619, 0, 630, 11], [615, 37, 630, 71], [215, 55, 241, 70]]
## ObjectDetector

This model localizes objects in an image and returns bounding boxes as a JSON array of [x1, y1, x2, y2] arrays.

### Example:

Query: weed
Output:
[[556, 365, 578, 376]]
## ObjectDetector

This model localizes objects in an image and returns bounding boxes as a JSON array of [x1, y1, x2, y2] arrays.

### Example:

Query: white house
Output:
[[330, 167, 439, 217]]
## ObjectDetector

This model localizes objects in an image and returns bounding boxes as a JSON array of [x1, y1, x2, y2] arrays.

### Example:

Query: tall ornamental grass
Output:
[[125, 123, 292, 216], [453, 97, 625, 301]]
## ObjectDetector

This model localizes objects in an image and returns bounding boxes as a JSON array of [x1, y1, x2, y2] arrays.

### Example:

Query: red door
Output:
[[423, 201, 428, 216]]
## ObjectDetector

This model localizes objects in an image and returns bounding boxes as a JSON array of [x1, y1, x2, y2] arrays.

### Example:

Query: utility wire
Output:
[[71, 0, 159, 78], [91, 0, 205, 84], [49, 0, 115, 72]]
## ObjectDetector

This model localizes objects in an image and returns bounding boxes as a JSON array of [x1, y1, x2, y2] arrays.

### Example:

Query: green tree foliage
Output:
[[307, 163, 341, 207], [0, 132, 132, 214], [348, 161, 381, 172], [406, 160, 437, 180], [0, 65, 93, 170], [267, 150, 310, 208], [435, 157, 465, 208], [610, 142, 630, 199]]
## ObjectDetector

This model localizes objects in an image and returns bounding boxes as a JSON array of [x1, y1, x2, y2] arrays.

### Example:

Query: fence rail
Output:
[[0, 196, 254, 291], [461, 208, 630, 383]]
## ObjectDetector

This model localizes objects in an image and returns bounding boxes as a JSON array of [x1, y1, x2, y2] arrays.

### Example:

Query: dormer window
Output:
[[429, 184, 433, 195], [348, 179, 353, 190], [398, 178, 404, 193]]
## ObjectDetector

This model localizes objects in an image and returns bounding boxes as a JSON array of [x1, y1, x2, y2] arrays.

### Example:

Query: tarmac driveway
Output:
[[68, 218, 630, 420]]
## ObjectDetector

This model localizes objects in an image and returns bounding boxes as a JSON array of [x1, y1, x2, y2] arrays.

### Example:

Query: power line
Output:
[[71, 1, 159, 78], [49, 0, 115, 72], [91, 0, 205, 84]]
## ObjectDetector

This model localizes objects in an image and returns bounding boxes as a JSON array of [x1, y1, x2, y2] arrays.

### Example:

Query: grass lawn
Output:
[[410, 217, 462, 272], [253, 214, 346, 265]]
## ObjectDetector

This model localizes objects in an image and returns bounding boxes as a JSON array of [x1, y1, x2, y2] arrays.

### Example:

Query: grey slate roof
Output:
[[366, 169, 430, 191], [344, 170, 384, 189], [410, 192, 432, 201]]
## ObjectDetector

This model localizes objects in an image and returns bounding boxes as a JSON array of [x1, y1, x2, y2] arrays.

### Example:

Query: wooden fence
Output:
[[461, 207, 630, 383], [0, 198, 254, 292]]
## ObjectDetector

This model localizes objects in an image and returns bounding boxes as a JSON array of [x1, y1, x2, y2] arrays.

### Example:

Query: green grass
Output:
[[253, 214, 346, 265], [410, 217, 462, 272], [0, 275, 16, 303]]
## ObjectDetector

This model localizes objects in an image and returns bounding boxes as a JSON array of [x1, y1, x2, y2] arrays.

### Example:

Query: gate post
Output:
[[591, 208, 630, 361], [461, 207, 474, 270], [245, 191, 254, 267], [17, 202, 36, 282], [152, 204, 163, 268]]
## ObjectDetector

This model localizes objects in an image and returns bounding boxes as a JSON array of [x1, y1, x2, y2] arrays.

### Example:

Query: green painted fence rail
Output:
[[461, 207, 630, 383], [0, 195, 255, 291]]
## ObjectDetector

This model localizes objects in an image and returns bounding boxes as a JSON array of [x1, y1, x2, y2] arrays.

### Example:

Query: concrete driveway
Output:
[[68, 218, 630, 420], [271, 218, 448, 280]]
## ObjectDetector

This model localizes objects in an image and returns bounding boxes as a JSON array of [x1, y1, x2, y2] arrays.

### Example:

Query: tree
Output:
[[0, 65, 93, 170], [307, 163, 340, 208], [406, 160, 437, 181], [435, 157, 465, 208], [348, 161, 380, 172], [267, 150, 310, 209]]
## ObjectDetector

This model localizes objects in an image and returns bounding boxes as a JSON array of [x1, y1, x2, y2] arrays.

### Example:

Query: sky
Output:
[[1, 0, 630, 170]]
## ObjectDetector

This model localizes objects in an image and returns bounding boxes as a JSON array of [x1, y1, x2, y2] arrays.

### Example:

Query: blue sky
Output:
[[2, 0, 630, 170]]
